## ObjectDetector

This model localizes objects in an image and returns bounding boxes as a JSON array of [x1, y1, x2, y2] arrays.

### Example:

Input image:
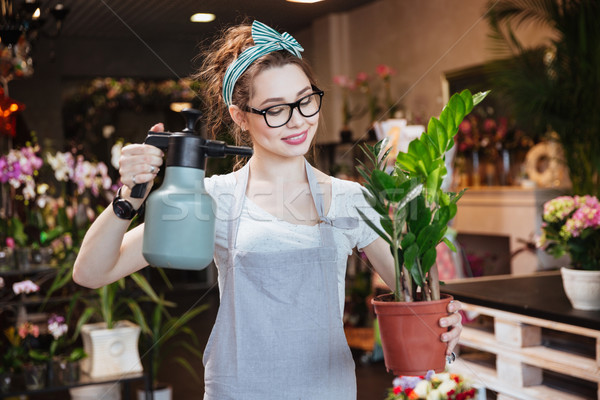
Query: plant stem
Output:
[[417, 258, 432, 301], [402, 266, 412, 301], [392, 218, 404, 302], [429, 264, 440, 301]]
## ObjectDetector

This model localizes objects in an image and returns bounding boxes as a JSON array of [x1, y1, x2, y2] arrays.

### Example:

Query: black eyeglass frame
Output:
[[245, 86, 325, 128]]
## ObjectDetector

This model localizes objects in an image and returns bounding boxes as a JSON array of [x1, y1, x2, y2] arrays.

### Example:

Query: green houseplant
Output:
[[72, 272, 167, 379], [137, 293, 208, 399], [357, 89, 487, 375], [485, 0, 600, 198]]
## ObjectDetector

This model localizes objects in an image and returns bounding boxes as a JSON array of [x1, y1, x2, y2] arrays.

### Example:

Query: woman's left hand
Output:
[[440, 300, 463, 356]]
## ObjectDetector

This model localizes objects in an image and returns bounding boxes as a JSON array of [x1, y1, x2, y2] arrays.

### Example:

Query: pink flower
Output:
[[483, 118, 497, 132], [6, 237, 15, 249], [375, 64, 395, 79], [355, 71, 369, 84], [459, 120, 472, 135], [13, 279, 40, 295], [18, 322, 39, 339]]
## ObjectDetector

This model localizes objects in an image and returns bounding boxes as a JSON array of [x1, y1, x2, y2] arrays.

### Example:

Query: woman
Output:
[[73, 20, 463, 399]]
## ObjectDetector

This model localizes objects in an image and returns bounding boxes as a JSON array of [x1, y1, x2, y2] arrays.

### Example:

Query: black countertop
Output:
[[441, 271, 600, 331]]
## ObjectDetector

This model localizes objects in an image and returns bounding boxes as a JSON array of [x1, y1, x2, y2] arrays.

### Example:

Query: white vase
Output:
[[137, 384, 172, 400], [560, 267, 600, 311], [80, 320, 143, 378], [69, 382, 121, 400]]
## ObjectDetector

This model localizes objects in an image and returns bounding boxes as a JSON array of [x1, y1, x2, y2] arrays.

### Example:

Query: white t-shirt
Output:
[[205, 171, 381, 313]]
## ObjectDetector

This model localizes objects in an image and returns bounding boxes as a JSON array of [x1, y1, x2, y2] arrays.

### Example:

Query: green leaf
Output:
[[396, 151, 419, 173], [422, 247, 437, 274], [357, 209, 392, 246], [471, 90, 489, 107], [403, 243, 419, 279], [407, 195, 431, 235], [401, 232, 416, 249], [372, 169, 396, 192], [442, 237, 457, 252], [416, 225, 439, 256], [451, 93, 467, 128], [380, 217, 395, 238]]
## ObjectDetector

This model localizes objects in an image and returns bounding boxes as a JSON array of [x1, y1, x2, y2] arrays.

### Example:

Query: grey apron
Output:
[[203, 160, 356, 400]]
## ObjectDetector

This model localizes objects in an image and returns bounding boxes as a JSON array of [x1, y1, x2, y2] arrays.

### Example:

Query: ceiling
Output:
[[53, 0, 377, 42]]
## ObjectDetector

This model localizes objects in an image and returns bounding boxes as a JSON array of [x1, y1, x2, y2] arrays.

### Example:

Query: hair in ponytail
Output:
[[193, 22, 319, 169]]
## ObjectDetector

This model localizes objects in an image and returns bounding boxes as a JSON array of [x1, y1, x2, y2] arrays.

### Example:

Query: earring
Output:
[[240, 124, 246, 132]]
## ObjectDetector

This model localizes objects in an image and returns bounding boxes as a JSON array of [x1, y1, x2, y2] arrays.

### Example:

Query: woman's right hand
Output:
[[118, 123, 165, 202]]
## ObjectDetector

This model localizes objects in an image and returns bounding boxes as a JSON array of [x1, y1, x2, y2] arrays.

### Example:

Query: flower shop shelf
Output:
[[0, 371, 151, 399], [442, 271, 600, 400]]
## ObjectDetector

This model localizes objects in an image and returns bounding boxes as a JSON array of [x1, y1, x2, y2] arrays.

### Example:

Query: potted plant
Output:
[[537, 195, 600, 310], [137, 293, 208, 400], [1, 326, 26, 393], [357, 89, 488, 376], [72, 272, 166, 379]]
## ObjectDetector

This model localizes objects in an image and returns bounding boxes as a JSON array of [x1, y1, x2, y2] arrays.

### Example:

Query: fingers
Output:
[[150, 123, 164, 133], [119, 143, 164, 189], [447, 299, 462, 314], [441, 299, 463, 355]]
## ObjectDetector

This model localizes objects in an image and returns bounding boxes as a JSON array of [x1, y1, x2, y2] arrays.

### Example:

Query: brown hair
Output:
[[193, 22, 319, 167]]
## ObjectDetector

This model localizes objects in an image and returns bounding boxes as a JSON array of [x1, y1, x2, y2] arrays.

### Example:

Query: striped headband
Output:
[[222, 20, 304, 106]]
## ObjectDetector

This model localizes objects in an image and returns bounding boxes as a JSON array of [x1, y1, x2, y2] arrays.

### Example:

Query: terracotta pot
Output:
[[372, 293, 453, 376]]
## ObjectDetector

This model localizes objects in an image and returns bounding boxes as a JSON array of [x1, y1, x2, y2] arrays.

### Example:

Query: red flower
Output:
[[393, 385, 403, 395]]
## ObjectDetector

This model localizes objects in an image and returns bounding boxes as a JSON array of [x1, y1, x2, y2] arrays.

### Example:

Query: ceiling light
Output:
[[286, 0, 325, 3], [190, 13, 216, 23], [170, 102, 193, 113]]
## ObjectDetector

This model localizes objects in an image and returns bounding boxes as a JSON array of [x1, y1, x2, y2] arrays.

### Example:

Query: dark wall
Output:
[[7, 35, 199, 148]]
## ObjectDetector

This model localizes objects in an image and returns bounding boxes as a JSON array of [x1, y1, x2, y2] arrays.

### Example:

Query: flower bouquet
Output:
[[538, 195, 600, 270], [386, 371, 477, 400], [538, 195, 600, 310]]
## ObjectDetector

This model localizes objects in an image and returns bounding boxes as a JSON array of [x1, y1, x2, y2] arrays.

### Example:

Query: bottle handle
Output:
[[130, 131, 170, 199], [130, 182, 148, 199]]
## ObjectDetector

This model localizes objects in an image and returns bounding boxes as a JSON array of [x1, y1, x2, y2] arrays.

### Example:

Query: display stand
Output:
[[443, 271, 600, 400], [0, 371, 152, 399]]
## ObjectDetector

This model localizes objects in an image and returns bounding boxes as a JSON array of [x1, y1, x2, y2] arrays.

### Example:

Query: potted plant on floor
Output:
[[72, 272, 167, 379], [357, 89, 488, 376], [137, 292, 208, 400]]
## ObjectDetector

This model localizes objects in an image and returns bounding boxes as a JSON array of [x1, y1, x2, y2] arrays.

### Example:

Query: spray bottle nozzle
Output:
[[130, 108, 252, 199]]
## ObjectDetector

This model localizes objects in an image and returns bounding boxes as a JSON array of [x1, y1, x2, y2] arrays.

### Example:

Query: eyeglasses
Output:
[[246, 86, 324, 128]]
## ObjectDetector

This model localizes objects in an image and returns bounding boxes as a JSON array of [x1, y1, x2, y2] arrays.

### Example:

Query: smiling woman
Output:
[[72, 20, 464, 399]]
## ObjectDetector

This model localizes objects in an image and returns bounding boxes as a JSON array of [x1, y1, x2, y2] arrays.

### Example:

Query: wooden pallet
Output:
[[449, 303, 600, 400]]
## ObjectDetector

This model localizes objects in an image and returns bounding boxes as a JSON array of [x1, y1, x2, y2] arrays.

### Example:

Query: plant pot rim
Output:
[[560, 266, 600, 274], [372, 292, 453, 304]]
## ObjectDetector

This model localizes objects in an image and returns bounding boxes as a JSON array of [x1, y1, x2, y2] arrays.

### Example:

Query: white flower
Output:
[[48, 320, 68, 340], [437, 378, 457, 395], [426, 388, 443, 400], [13, 279, 40, 294], [413, 380, 432, 397]]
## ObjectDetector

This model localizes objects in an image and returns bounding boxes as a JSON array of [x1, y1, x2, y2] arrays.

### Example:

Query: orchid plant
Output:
[[357, 90, 488, 302]]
